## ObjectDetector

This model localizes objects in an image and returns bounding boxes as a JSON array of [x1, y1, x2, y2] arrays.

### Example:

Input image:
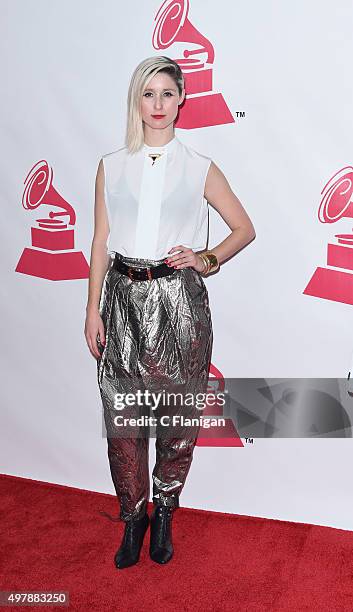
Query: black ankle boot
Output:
[[149, 505, 174, 564], [114, 512, 149, 569]]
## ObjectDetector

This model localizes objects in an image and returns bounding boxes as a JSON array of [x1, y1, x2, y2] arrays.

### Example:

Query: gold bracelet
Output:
[[199, 253, 210, 275], [199, 251, 219, 276], [205, 251, 219, 273]]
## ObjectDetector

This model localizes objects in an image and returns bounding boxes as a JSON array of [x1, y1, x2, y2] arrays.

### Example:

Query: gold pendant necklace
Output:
[[148, 153, 163, 166]]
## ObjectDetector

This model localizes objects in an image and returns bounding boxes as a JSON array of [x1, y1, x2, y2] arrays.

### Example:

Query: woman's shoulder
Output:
[[180, 139, 212, 171], [180, 139, 212, 164], [101, 145, 127, 161]]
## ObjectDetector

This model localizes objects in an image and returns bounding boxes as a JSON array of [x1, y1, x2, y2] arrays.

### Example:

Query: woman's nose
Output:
[[154, 97, 163, 110]]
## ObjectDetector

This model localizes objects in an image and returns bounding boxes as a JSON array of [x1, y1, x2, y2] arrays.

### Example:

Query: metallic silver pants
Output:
[[97, 252, 213, 521]]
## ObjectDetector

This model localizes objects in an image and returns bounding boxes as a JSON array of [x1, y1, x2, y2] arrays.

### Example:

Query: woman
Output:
[[84, 56, 255, 570]]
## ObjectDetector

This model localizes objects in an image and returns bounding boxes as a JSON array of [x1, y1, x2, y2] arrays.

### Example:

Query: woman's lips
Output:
[[151, 115, 165, 119]]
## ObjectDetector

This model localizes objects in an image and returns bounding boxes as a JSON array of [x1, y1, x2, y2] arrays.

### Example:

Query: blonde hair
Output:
[[125, 56, 184, 154]]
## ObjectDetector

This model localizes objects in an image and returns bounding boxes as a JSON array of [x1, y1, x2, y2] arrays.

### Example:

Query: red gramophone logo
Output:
[[16, 160, 89, 281], [304, 166, 353, 305], [152, 0, 235, 129], [196, 363, 243, 447]]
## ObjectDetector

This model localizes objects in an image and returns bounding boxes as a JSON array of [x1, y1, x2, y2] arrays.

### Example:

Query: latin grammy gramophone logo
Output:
[[196, 363, 243, 448], [152, 0, 235, 129], [304, 166, 353, 305], [16, 160, 89, 281]]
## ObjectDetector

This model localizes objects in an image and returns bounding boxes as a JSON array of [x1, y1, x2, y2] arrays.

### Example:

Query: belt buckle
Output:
[[127, 265, 152, 281]]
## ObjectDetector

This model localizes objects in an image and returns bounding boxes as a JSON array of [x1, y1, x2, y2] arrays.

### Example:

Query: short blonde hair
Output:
[[125, 56, 184, 154]]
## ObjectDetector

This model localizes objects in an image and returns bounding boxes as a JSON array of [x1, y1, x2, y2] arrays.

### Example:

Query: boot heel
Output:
[[114, 512, 149, 569], [149, 506, 174, 564]]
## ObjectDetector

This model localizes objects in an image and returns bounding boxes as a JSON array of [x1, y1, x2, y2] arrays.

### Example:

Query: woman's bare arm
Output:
[[84, 158, 111, 359], [203, 161, 256, 265], [86, 159, 111, 313]]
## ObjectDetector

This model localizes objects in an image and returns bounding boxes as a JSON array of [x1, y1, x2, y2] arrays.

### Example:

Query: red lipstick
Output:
[[151, 114, 165, 119]]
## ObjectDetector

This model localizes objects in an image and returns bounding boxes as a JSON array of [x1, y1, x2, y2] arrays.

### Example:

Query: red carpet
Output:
[[1, 473, 353, 611]]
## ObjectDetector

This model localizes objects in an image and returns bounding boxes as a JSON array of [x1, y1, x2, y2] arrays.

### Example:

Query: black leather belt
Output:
[[113, 256, 175, 281]]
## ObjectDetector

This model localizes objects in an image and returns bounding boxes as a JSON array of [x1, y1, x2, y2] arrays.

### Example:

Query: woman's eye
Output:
[[143, 92, 173, 97]]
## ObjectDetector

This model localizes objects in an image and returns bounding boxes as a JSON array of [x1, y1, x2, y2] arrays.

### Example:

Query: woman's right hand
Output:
[[84, 306, 106, 360]]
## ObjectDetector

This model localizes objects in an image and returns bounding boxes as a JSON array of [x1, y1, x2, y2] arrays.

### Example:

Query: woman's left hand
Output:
[[165, 245, 205, 273]]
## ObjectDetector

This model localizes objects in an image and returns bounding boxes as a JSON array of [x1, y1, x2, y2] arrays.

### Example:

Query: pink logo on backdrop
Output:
[[152, 0, 235, 129], [16, 160, 89, 280], [196, 363, 243, 447], [304, 166, 353, 305]]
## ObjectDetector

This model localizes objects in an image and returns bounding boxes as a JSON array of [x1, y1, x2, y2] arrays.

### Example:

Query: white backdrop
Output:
[[1, 0, 353, 530]]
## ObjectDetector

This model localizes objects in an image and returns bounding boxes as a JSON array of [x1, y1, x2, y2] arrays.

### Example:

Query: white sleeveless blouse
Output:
[[101, 135, 212, 260]]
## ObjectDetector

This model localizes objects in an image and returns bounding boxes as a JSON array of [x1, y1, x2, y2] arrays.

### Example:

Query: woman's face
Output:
[[140, 72, 184, 132]]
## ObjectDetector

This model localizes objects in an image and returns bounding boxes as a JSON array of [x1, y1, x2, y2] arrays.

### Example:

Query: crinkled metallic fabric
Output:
[[97, 252, 213, 521]]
